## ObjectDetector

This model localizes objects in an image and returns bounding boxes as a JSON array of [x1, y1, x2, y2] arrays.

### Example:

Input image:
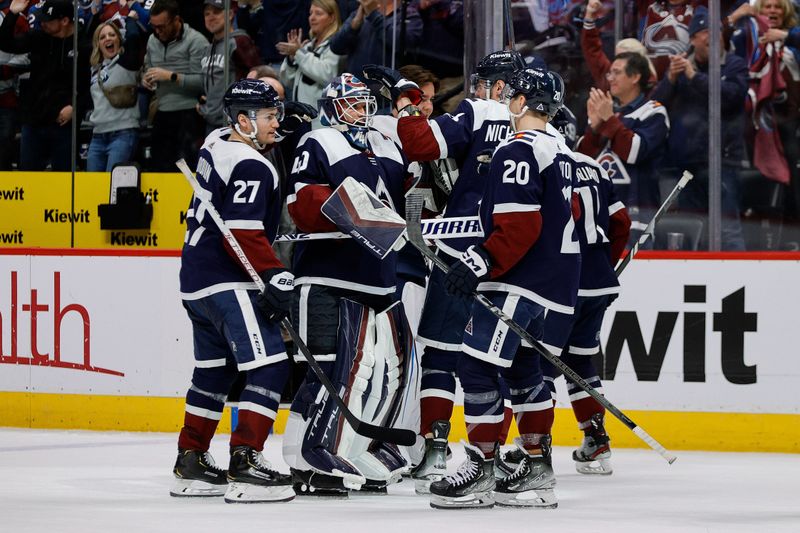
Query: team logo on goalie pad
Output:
[[322, 177, 406, 259]]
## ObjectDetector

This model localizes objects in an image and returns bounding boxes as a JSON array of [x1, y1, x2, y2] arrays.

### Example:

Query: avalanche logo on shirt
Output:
[[597, 149, 632, 185]]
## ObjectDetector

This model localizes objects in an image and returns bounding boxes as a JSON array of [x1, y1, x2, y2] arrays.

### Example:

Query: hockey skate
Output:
[[410, 420, 450, 494], [573, 413, 613, 475], [429, 442, 495, 510], [494, 445, 526, 479], [170, 449, 228, 497], [353, 442, 408, 494], [494, 437, 558, 509], [224, 446, 295, 503], [291, 445, 366, 497]]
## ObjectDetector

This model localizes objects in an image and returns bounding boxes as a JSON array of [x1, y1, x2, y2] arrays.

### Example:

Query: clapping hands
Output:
[[276, 29, 307, 58]]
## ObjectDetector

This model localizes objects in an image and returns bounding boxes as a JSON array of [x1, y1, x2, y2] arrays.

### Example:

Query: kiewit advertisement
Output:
[[0, 171, 192, 250]]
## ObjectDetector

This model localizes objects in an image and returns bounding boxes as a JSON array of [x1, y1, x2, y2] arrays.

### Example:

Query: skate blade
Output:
[[430, 492, 494, 510], [575, 457, 613, 475], [223, 482, 296, 503], [170, 478, 226, 497], [494, 488, 558, 509]]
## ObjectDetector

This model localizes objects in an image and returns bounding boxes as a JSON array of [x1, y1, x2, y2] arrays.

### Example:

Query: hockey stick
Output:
[[176, 159, 417, 447], [405, 193, 677, 464], [274, 216, 483, 243], [615, 171, 693, 277]]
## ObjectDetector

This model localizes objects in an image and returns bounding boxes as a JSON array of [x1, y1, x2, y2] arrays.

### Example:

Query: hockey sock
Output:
[[561, 353, 605, 429], [419, 347, 458, 436], [230, 360, 289, 451], [178, 365, 237, 451], [504, 347, 554, 454], [458, 355, 502, 458]]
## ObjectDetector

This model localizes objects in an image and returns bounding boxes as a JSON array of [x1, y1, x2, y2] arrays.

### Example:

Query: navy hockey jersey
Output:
[[180, 128, 284, 299], [398, 98, 512, 257], [571, 151, 627, 295], [287, 127, 409, 295], [477, 129, 581, 314]]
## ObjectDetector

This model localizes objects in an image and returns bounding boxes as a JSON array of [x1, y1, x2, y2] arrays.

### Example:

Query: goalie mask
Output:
[[223, 79, 284, 150], [318, 73, 377, 150], [502, 68, 564, 131]]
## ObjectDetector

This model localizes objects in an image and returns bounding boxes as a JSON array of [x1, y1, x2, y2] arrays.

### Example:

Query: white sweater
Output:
[[280, 37, 343, 106]]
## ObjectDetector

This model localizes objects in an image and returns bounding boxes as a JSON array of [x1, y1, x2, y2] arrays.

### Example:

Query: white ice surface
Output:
[[1, 428, 798, 533]]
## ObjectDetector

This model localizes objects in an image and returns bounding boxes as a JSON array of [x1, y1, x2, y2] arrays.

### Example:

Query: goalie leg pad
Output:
[[341, 302, 411, 484]]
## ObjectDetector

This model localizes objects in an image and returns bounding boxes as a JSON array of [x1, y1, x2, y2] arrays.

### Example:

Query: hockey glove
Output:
[[361, 64, 423, 107], [444, 245, 492, 299], [256, 268, 295, 322], [275, 101, 318, 142], [476, 149, 494, 176]]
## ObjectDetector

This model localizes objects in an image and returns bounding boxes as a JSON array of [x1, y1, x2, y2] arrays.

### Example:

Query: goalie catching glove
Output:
[[444, 245, 492, 298], [361, 64, 423, 109], [256, 268, 295, 321], [275, 101, 318, 142]]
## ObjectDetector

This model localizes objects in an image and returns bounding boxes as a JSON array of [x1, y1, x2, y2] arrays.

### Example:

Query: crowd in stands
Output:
[[0, 0, 798, 250]]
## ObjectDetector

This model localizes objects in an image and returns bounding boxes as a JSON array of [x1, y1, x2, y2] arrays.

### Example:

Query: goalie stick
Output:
[[176, 159, 417, 447], [405, 192, 677, 464], [615, 171, 694, 277]]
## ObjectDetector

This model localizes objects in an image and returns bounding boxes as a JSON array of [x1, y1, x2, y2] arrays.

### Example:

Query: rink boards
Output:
[[0, 249, 798, 453]]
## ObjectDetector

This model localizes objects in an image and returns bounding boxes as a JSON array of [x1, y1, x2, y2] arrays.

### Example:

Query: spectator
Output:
[[582, 0, 657, 92], [87, 17, 145, 172], [329, 0, 422, 74], [0, 0, 94, 171], [729, 0, 800, 191], [246, 65, 287, 99], [0, 3, 28, 170], [639, 0, 698, 79], [198, 0, 262, 132], [142, 0, 207, 171], [415, 0, 463, 76], [236, 0, 310, 70], [576, 51, 670, 244], [398, 63, 438, 117], [651, 6, 749, 250], [278, 0, 343, 106]]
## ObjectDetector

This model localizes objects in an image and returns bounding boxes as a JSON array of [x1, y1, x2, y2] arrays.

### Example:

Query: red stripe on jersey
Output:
[[572, 191, 582, 221], [397, 115, 442, 161], [224, 228, 284, 273], [482, 211, 543, 278], [608, 208, 632, 265], [597, 115, 635, 161], [288, 184, 338, 232]]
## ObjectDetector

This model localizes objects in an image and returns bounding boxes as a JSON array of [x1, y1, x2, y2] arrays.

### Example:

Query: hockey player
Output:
[[537, 152, 630, 475], [172, 79, 296, 504], [282, 73, 414, 496], [429, 67, 579, 509], [363, 50, 531, 492]]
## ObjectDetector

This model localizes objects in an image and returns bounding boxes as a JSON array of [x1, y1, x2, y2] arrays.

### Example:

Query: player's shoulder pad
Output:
[[367, 128, 404, 165], [297, 127, 359, 166], [508, 129, 562, 169], [203, 131, 275, 188]]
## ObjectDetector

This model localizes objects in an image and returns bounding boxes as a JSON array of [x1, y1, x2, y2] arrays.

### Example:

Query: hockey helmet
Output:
[[469, 49, 527, 99], [318, 73, 377, 149], [503, 68, 564, 120], [223, 78, 284, 126]]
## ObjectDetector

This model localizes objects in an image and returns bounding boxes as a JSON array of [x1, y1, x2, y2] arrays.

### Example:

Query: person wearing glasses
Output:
[[142, 0, 208, 171]]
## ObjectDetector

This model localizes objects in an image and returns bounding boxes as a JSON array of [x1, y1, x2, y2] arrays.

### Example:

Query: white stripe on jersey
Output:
[[493, 202, 541, 214], [234, 289, 269, 368], [195, 357, 227, 368], [430, 119, 449, 159], [477, 281, 575, 315], [609, 200, 625, 216], [227, 219, 265, 230], [628, 133, 642, 164], [294, 277, 395, 296]]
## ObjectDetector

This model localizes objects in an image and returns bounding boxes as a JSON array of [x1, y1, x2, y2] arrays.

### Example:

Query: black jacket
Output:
[[0, 12, 94, 126]]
